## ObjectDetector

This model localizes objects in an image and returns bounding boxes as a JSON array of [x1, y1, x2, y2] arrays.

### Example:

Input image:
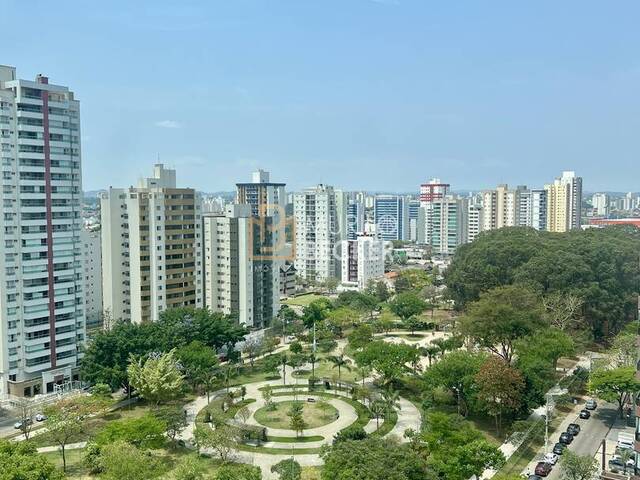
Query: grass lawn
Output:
[[40, 449, 88, 479], [254, 400, 338, 429], [385, 333, 428, 342], [292, 359, 360, 383], [282, 293, 326, 307], [302, 466, 322, 479], [28, 401, 153, 449], [266, 435, 324, 442]]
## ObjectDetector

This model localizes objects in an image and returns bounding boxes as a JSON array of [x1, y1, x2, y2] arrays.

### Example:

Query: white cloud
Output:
[[155, 120, 182, 129]]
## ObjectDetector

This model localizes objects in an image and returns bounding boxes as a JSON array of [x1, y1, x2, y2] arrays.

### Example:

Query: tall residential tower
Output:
[[0, 67, 85, 397]]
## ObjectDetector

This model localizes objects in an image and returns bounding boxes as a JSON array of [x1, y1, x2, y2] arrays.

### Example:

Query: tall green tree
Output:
[[559, 450, 598, 480], [423, 350, 486, 416], [127, 349, 185, 406], [389, 292, 427, 322], [589, 366, 640, 418], [327, 351, 352, 385], [0, 440, 63, 480], [99, 441, 161, 480], [459, 285, 545, 363]]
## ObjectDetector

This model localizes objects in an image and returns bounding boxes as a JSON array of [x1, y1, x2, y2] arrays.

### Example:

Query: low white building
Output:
[[340, 234, 385, 290]]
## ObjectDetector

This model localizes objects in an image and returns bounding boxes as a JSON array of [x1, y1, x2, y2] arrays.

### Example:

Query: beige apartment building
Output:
[[100, 164, 203, 324], [545, 171, 583, 232]]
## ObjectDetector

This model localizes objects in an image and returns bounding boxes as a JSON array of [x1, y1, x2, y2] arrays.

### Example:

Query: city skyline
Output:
[[3, 0, 639, 192]]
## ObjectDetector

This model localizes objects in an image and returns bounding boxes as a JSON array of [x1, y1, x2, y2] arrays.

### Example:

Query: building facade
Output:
[[81, 228, 102, 332], [203, 204, 276, 329], [373, 195, 409, 241], [0, 66, 85, 397], [340, 234, 385, 290], [293, 184, 338, 281], [346, 201, 364, 240], [100, 164, 203, 324], [545, 171, 583, 232]]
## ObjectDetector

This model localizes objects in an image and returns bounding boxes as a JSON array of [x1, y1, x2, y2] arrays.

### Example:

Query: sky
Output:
[[2, 0, 639, 193]]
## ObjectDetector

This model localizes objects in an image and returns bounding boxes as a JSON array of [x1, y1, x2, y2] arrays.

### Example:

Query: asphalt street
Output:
[[527, 402, 620, 479]]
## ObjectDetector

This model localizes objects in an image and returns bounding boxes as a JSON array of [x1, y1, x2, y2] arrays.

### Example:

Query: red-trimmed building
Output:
[[589, 218, 640, 228]]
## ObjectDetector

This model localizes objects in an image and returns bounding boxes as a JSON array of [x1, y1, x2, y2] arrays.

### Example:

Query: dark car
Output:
[[528, 475, 543, 480], [535, 462, 553, 476], [567, 423, 580, 435], [553, 443, 567, 455], [559, 432, 574, 444], [579, 409, 591, 419]]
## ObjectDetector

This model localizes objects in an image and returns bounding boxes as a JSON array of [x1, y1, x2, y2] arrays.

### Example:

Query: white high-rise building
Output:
[[591, 193, 609, 217], [0, 66, 85, 397], [81, 229, 103, 331], [467, 204, 483, 243], [100, 164, 203, 324], [340, 234, 385, 290], [335, 190, 349, 242], [424, 196, 467, 255], [203, 204, 277, 329], [545, 171, 583, 232], [293, 184, 338, 281]]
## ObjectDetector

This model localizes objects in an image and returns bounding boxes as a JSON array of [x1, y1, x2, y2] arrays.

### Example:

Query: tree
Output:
[[237, 405, 251, 424], [99, 441, 161, 480], [609, 332, 638, 367], [394, 269, 431, 293], [324, 277, 340, 294], [287, 401, 307, 437], [193, 424, 237, 462], [559, 450, 598, 480], [374, 309, 397, 334], [263, 384, 274, 409], [96, 413, 167, 449], [153, 405, 188, 447], [45, 396, 105, 472], [327, 351, 352, 385], [173, 454, 205, 480], [421, 285, 440, 319], [421, 412, 505, 480], [389, 292, 427, 322], [327, 307, 360, 337], [382, 388, 401, 419], [370, 400, 386, 430], [127, 349, 185, 406], [515, 327, 575, 370], [420, 345, 440, 367], [355, 341, 416, 386], [176, 340, 219, 393], [214, 465, 261, 480], [241, 337, 262, 368], [542, 292, 584, 331], [333, 424, 368, 443], [14, 398, 35, 440], [320, 437, 430, 480], [308, 352, 319, 380], [474, 356, 525, 434], [423, 350, 486, 416], [459, 285, 546, 363], [0, 440, 63, 480], [403, 316, 425, 335], [445, 227, 640, 340], [589, 367, 640, 418], [302, 298, 333, 329], [348, 324, 374, 350], [272, 458, 302, 480]]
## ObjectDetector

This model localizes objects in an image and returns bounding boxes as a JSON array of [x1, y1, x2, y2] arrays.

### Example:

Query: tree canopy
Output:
[[445, 226, 640, 339]]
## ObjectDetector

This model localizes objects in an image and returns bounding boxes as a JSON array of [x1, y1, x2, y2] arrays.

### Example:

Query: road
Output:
[[525, 402, 618, 479]]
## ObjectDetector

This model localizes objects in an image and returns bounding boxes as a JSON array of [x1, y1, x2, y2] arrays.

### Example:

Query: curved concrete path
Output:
[[179, 363, 421, 479]]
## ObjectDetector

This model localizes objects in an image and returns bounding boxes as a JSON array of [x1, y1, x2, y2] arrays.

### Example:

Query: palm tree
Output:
[[280, 354, 289, 385], [382, 388, 401, 419], [371, 400, 386, 430], [421, 345, 440, 367], [308, 352, 318, 380], [327, 352, 352, 388], [357, 365, 371, 387]]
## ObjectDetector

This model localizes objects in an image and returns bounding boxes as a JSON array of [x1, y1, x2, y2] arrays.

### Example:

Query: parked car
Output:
[[534, 462, 553, 477], [553, 443, 567, 455], [608, 455, 634, 474], [559, 432, 574, 444], [527, 476, 543, 480], [579, 409, 591, 419], [585, 399, 597, 410], [567, 423, 580, 436], [35, 413, 47, 422], [13, 419, 32, 430], [543, 452, 559, 465]]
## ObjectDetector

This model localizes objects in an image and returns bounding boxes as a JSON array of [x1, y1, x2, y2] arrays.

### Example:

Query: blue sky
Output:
[[2, 0, 639, 192]]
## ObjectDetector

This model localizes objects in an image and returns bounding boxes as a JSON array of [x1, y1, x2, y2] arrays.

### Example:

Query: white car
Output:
[[544, 452, 559, 465], [35, 413, 47, 422]]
